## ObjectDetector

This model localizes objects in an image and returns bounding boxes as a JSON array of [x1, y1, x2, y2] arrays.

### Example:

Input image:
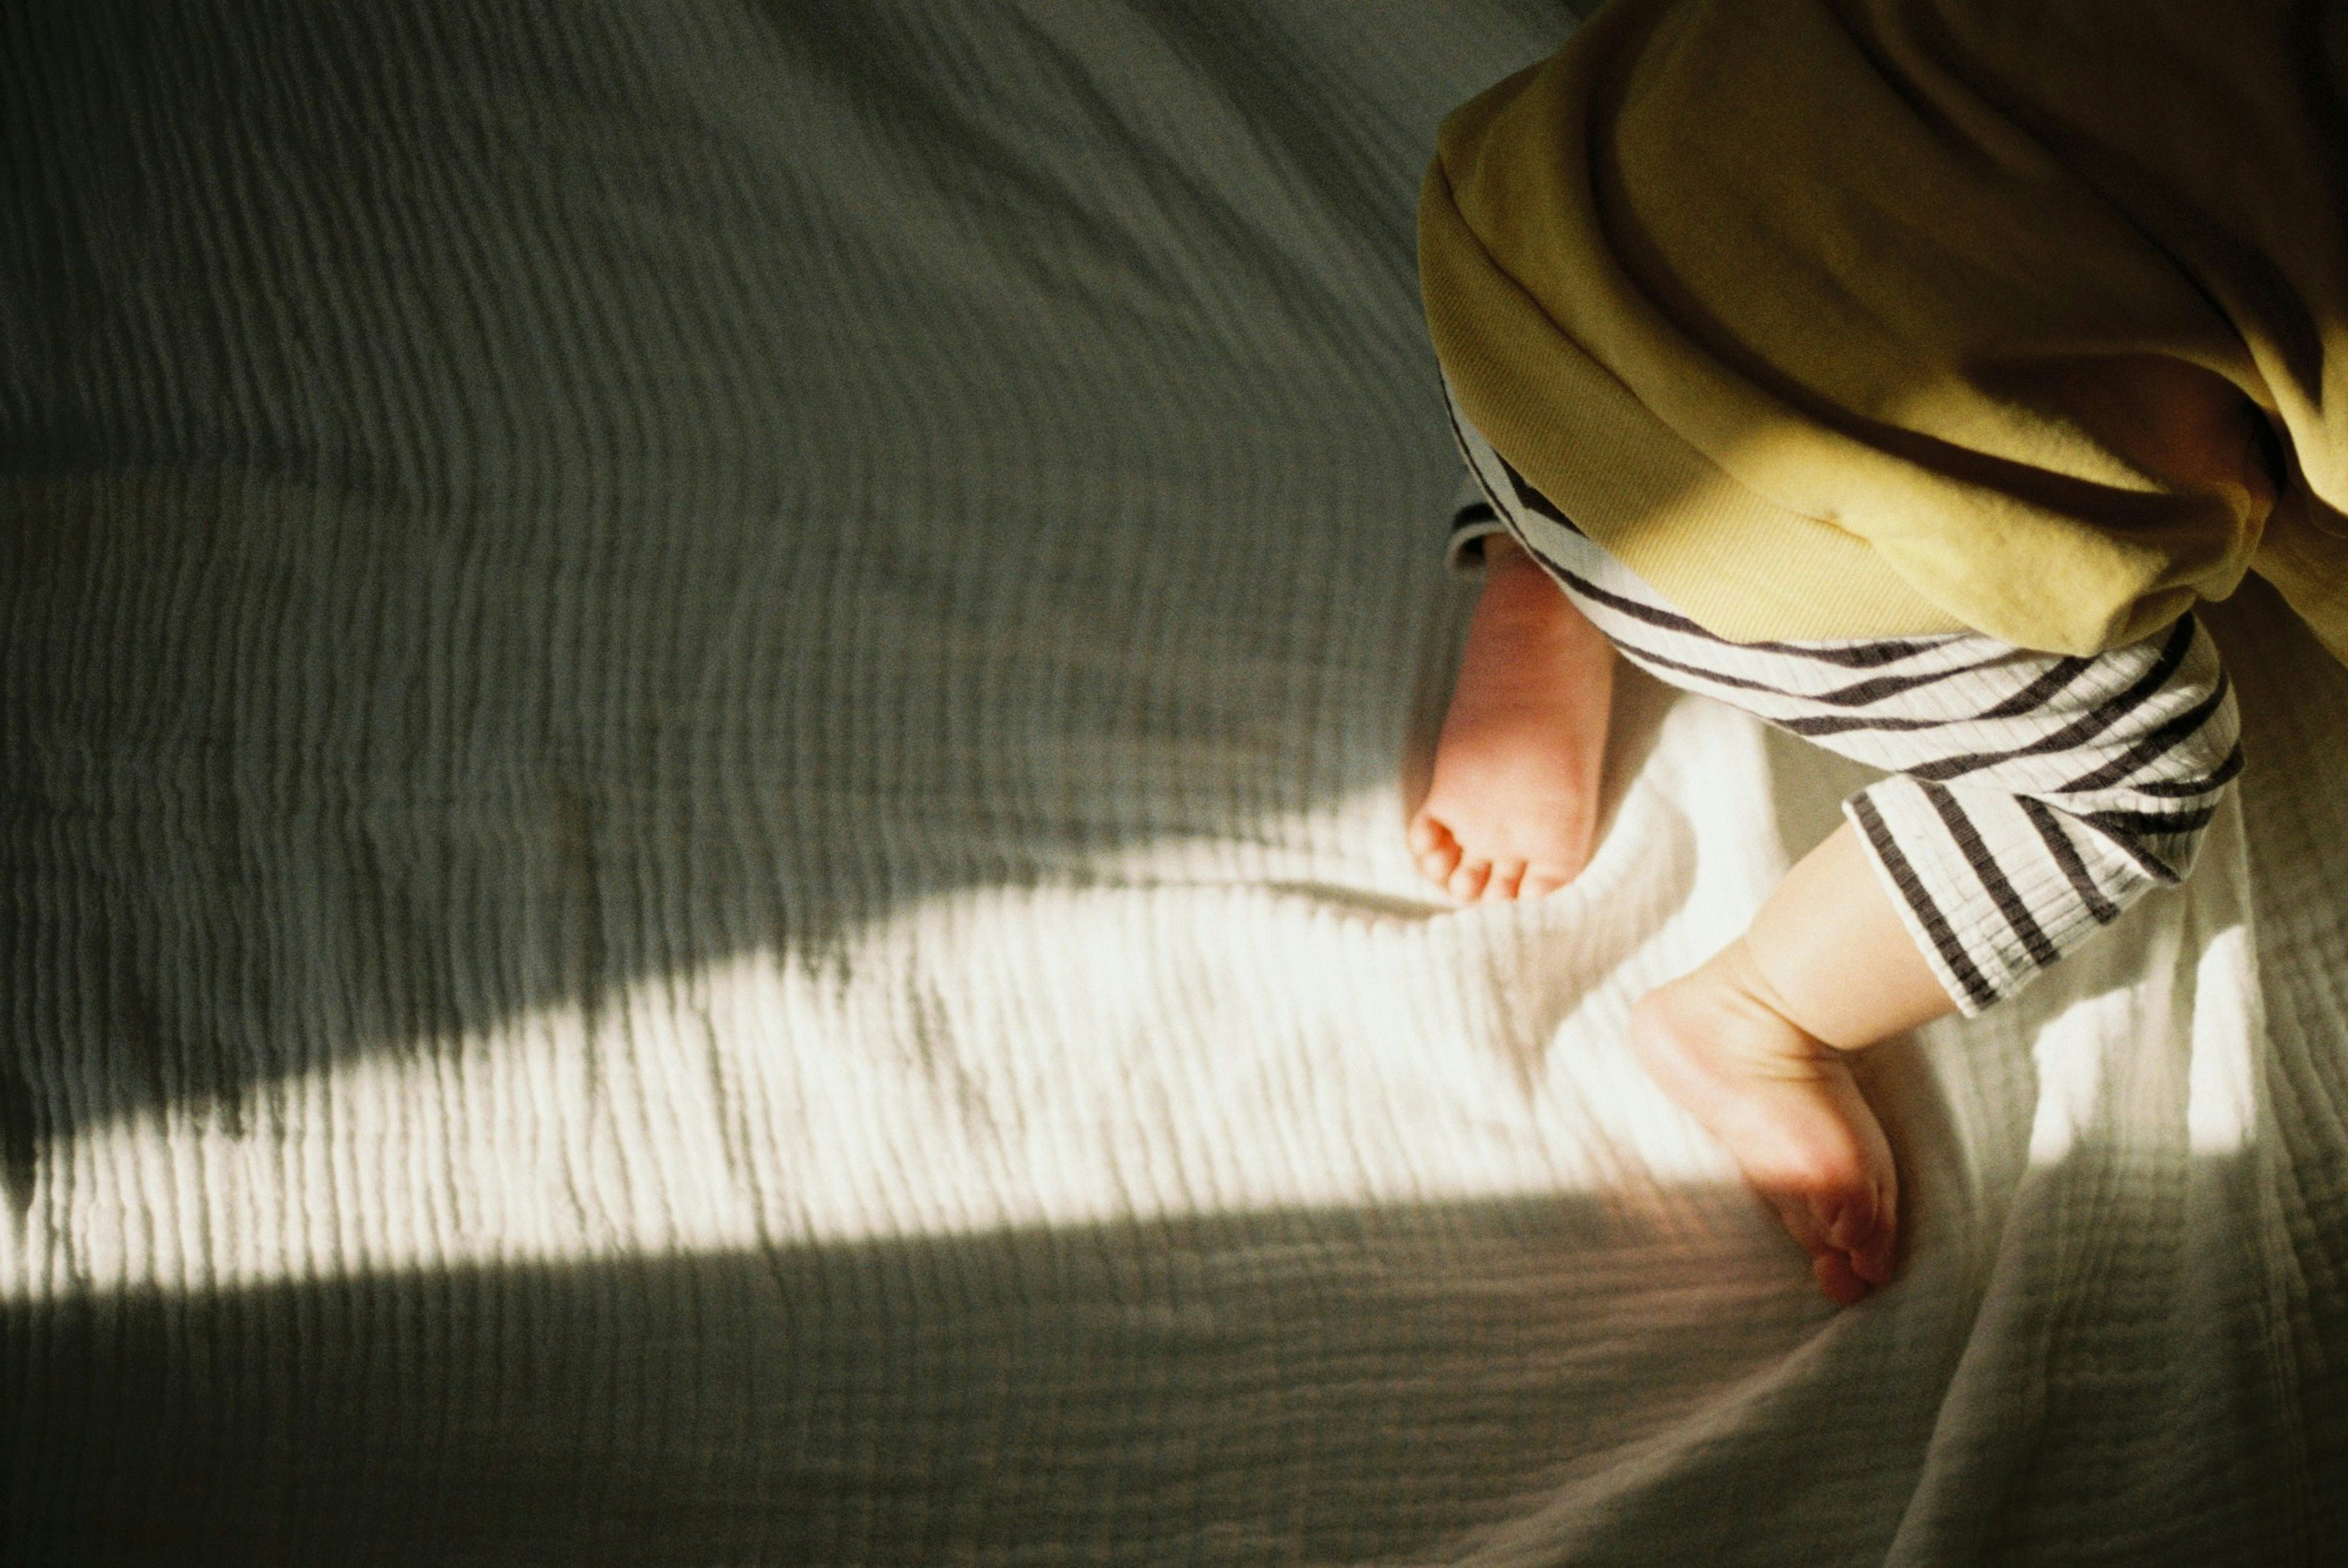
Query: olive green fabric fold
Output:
[[1422, 0, 2348, 659]]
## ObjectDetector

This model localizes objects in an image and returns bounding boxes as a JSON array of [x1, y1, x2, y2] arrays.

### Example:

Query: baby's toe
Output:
[[1447, 858, 1492, 902], [1767, 1188, 1878, 1304], [1823, 1186, 1876, 1253], [1849, 1184, 1899, 1285], [1407, 812, 1440, 857], [1811, 1251, 1872, 1306], [1814, 1183, 1899, 1294], [1412, 818, 1463, 886], [1485, 859, 1527, 900]]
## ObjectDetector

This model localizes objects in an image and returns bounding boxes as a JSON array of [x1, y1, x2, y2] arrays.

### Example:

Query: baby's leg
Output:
[[1631, 823, 1954, 1303], [1410, 536, 1615, 900]]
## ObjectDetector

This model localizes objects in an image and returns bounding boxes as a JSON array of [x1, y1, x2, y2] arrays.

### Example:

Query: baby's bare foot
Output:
[[1629, 940, 1900, 1305], [1410, 538, 1615, 902]]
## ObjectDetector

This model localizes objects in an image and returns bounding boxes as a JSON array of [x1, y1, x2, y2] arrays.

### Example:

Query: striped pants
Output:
[[1446, 393, 2240, 1014]]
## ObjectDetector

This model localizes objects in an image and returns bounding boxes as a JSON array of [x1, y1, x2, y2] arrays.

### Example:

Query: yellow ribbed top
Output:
[[1422, 0, 2348, 660]]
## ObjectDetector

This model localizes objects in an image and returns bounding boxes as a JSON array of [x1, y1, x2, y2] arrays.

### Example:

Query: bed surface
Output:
[[3, 3, 2342, 1563]]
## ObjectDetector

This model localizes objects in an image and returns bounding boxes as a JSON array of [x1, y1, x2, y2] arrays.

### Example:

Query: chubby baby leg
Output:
[[1409, 540, 1950, 1302], [1410, 536, 1615, 900], [1633, 823, 1956, 1303]]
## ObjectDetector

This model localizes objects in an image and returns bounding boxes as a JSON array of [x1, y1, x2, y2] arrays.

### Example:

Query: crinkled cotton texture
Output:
[[4, 3, 2344, 1563], [1420, 0, 2348, 660]]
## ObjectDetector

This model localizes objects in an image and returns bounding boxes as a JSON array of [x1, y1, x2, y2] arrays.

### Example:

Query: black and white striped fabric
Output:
[[1444, 388, 2243, 1015]]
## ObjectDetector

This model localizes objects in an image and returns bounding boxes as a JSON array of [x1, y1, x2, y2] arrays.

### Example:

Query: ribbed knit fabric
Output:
[[1419, 0, 2348, 658], [1447, 397, 2242, 1015]]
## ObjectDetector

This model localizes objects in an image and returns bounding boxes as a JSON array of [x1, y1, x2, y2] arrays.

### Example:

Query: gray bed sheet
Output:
[[4, 3, 2342, 1564]]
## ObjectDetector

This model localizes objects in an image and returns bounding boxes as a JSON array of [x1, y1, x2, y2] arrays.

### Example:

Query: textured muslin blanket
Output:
[[2, 3, 2341, 1564]]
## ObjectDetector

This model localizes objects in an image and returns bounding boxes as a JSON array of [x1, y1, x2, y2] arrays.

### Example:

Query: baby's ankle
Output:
[[1634, 946, 1833, 1087]]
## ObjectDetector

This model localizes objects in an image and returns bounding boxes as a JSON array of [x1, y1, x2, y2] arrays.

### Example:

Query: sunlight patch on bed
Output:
[[1, 872, 1746, 1300], [2186, 924, 2259, 1156]]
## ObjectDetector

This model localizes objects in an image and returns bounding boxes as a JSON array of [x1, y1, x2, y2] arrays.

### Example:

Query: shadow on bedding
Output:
[[0, 1191, 1815, 1566], [1, 0, 1593, 1145], [6, 1160, 2330, 1568]]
